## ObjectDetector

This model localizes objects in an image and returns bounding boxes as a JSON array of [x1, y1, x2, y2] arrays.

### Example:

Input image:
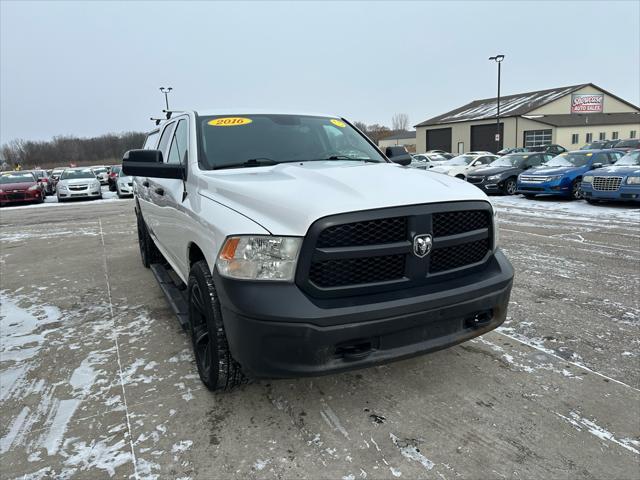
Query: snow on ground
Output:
[[0, 186, 130, 211]]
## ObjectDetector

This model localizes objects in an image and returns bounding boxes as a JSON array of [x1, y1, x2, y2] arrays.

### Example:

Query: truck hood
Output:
[[586, 165, 640, 176], [198, 161, 490, 235]]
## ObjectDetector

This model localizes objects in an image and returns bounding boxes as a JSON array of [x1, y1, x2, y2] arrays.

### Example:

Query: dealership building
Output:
[[414, 83, 640, 154]]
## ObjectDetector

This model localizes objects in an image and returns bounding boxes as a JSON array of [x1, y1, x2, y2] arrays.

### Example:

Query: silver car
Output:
[[115, 175, 134, 198], [56, 168, 103, 202]]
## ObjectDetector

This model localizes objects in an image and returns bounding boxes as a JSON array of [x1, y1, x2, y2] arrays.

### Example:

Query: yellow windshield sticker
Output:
[[330, 119, 346, 128], [208, 117, 252, 127]]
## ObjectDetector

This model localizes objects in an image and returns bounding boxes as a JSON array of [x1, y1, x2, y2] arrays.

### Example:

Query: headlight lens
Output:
[[28, 185, 40, 191], [583, 175, 594, 183], [626, 176, 640, 185], [487, 175, 501, 181], [58, 184, 67, 191], [216, 236, 302, 281]]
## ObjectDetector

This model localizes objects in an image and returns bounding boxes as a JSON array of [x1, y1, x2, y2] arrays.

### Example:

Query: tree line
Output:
[[1, 132, 147, 169]]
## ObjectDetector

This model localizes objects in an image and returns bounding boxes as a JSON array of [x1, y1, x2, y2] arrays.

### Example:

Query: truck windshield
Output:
[[614, 151, 640, 166], [198, 114, 386, 169]]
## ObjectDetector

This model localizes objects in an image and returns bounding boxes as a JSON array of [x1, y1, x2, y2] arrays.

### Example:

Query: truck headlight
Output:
[[626, 176, 640, 185], [583, 175, 594, 183], [216, 236, 302, 281]]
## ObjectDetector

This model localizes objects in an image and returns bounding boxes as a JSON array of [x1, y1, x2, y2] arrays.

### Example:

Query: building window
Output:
[[571, 134, 579, 144], [612, 131, 618, 140], [631, 130, 637, 139], [586, 133, 593, 143], [599, 132, 606, 140], [523, 129, 552, 147]]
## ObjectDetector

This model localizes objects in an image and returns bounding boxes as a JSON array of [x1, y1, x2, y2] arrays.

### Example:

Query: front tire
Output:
[[571, 179, 583, 200], [503, 177, 517, 195], [188, 260, 243, 391], [136, 210, 162, 268]]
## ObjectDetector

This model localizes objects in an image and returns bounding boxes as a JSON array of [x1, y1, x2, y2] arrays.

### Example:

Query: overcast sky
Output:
[[1, 0, 638, 144]]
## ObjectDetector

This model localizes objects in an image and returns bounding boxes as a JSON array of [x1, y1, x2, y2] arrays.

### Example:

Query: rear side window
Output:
[[143, 131, 160, 149]]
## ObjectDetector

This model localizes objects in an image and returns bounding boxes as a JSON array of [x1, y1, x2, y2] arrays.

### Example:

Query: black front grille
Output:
[[433, 210, 489, 237], [467, 177, 484, 184], [7, 193, 25, 200], [317, 217, 406, 247], [298, 202, 493, 297], [431, 238, 490, 273], [309, 255, 405, 287]]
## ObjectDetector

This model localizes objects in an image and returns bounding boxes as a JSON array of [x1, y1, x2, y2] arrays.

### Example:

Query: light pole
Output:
[[159, 87, 173, 110], [488, 55, 505, 153]]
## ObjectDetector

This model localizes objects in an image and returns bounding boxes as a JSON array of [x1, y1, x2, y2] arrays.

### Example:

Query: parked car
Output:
[[497, 147, 527, 156], [581, 140, 611, 150], [517, 149, 624, 199], [91, 166, 109, 185], [29, 169, 53, 195], [122, 111, 514, 391], [115, 172, 134, 198], [410, 153, 447, 170], [56, 168, 103, 202], [0, 171, 45, 206], [425, 150, 455, 159], [526, 144, 567, 155], [613, 138, 640, 152], [465, 151, 494, 156], [466, 152, 552, 195], [430, 153, 499, 179], [581, 150, 640, 204], [108, 165, 122, 191]]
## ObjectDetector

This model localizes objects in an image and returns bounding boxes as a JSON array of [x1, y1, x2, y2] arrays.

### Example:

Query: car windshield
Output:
[[0, 173, 36, 184], [445, 155, 474, 166], [545, 152, 592, 167], [616, 140, 640, 148], [198, 114, 386, 169], [614, 151, 640, 166], [489, 156, 525, 167], [93, 167, 107, 174], [61, 169, 96, 179]]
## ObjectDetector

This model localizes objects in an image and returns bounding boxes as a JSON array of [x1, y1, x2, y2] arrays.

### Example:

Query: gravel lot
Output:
[[1, 194, 639, 479]]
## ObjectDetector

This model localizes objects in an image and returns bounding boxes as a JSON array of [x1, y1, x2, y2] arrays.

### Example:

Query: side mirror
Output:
[[122, 150, 185, 179], [385, 146, 412, 166], [592, 163, 604, 169]]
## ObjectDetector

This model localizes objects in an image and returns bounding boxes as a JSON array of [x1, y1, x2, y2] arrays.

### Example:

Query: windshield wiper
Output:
[[323, 155, 379, 162], [215, 158, 279, 169]]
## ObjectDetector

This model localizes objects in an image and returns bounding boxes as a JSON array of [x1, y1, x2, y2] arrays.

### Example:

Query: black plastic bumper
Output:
[[214, 250, 514, 378]]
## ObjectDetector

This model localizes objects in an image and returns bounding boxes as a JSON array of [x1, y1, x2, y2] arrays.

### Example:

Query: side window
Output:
[[594, 153, 608, 164], [527, 155, 542, 167], [608, 152, 622, 163], [143, 131, 160, 149], [157, 122, 176, 159], [167, 120, 189, 165]]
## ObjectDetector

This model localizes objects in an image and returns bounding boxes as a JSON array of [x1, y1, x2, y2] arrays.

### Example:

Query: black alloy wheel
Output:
[[571, 179, 583, 200]]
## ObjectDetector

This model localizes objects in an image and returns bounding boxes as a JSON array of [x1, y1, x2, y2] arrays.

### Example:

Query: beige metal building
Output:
[[415, 83, 640, 154]]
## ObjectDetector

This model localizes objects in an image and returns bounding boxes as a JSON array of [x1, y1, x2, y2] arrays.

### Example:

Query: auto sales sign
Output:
[[571, 94, 604, 113]]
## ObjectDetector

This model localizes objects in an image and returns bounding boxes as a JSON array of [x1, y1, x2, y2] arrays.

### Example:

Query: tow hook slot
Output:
[[465, 310, 493, 329], [335, 340, 373, 361]]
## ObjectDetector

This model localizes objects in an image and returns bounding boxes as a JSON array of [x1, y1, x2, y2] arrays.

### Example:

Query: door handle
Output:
[[155, 187, 165, 196], [142, 181, 150, 188]]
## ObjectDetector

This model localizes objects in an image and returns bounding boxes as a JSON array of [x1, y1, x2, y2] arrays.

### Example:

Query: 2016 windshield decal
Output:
[[208, 117, 253, 127]]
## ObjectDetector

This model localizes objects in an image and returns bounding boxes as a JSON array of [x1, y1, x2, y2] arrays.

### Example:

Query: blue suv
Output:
[[516, 149, 624, 199], [581, 150, 640, 203]]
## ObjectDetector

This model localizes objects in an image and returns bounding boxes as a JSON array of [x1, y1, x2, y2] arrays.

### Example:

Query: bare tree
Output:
[[391, 113, 409, 131], [353, 121, 368, 133]]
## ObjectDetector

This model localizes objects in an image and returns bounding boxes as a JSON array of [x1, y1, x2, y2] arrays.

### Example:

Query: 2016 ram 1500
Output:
[[123, 111, 514, 391]]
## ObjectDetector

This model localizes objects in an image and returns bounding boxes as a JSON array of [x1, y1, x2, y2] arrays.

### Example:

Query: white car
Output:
[[91, 166, 109, 185], [56, 168, 103, 202], [430, 154, 499, 179], [115, 174, 134, 198], [410, 153, 447, 170], [122, 110, 514, 391], [466, 151, 495, 156]]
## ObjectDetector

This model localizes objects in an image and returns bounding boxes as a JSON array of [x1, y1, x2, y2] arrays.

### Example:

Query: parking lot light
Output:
[[489, 55, 505, 154]]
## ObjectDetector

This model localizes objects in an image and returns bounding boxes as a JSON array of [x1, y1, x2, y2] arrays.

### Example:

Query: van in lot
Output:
[[123, 111, 514, 391]]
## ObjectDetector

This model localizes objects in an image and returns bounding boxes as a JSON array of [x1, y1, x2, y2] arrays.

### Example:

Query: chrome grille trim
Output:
[[592, 176, 622, 191]]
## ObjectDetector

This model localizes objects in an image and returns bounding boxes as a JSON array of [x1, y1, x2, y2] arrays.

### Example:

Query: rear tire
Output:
[[136, 210, 162, 268], [188, 260, 243, 391]]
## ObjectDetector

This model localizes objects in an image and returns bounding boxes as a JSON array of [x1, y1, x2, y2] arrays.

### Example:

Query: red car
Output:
[[0, 171, 45, 206]]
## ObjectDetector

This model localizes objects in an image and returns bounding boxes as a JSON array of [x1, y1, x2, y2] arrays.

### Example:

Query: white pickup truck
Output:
[[123, 111, 514, 391]]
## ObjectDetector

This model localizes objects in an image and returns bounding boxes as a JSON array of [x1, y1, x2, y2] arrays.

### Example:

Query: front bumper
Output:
[[117, 183, 134, 195], [516, 178, 571, 196], [215, 250, 514, 378], [467, 178, 503, 193], [582, 182, 640, 202], [57, 188, 102, 199], [0, 190, 42, 204]]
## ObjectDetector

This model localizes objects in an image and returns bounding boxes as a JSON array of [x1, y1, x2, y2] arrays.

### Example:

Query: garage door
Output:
[[425, 128, 452, 152], [471, 123, 503, 153]]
